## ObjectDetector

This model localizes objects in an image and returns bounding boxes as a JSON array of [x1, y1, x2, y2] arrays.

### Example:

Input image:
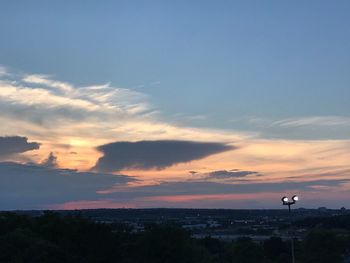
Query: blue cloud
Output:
[[94, 140, 235, 172], [0, 162, 134, 210], [0, 136, 40, 158]]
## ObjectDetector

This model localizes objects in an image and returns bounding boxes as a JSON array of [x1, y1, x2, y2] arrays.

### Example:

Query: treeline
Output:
[[0, 212, 349, 263], [295, 214, 350, 229]]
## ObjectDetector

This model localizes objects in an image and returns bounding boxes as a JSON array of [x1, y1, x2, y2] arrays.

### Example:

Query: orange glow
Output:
[[142, 192, 282, 202], [51, 200, 137, 210]]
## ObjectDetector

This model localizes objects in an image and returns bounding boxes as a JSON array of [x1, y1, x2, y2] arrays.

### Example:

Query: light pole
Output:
[[281, 195, 299, 263], [281, 195, 299, 212]]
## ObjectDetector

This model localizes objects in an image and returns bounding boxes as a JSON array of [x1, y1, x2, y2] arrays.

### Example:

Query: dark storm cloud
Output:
[[0, 162, 134, 210], [206, 169, 260, 179], [0, 136, 40, 157], [94, 140, 234, 172]]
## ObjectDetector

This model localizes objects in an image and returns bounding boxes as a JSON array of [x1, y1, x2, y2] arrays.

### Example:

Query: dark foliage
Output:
[[0, 212, 349, 263], [300, 230, 348, 263], [296, 215, 350, 229]]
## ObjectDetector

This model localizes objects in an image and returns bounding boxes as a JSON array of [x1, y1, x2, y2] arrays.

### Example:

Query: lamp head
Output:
[[292, 195, 299, 202], [281, 196, 289, 203]]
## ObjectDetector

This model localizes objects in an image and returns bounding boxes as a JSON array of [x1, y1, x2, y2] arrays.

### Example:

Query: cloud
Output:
[[41, 152, 57, 168], [23, 74, 73, 93], [106, 178, 350, 198], [0, 66, 246, 166], [94, 140, 235, 172], [206, 169, 260, 179], [260, 116, 350, 139], [69, 177, 349, 209], [2, 159, 349, 210], [272, 116, 350, 127], [0, 69, 153, 129], [0, 65, 8, 76], [227, 116, 350, 140], [0, 136, 40, 158], [0, 162, 134, 210], [0, 66, 250, 171]]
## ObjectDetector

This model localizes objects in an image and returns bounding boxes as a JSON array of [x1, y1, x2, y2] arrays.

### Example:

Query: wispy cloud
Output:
[[1, 72, 151, 117], [0, 65, 8, 76], [0, 66, 249, 169], [272, 116, 350, 127], [57, 177, 350, 209], [23, 74, 74, 93], [205, 169, 261, 179]]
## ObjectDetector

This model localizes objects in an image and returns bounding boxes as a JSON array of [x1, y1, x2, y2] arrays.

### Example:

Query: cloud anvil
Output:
[[94, 140, 234, 172]]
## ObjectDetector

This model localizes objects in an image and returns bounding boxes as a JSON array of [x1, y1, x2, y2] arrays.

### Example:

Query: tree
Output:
[[301, 230, 346, 263], [226, 237, 264, 263], [263, 237, 289, 262]]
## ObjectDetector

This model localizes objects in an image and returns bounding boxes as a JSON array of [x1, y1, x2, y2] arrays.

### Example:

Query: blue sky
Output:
[[0, 1, 350, 209], [1, 1, 350, 130]]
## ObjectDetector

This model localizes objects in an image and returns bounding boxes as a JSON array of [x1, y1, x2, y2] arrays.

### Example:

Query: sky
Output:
[[0, 0, 350, 210]]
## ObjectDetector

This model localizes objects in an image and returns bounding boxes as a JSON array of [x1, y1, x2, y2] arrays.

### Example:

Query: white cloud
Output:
[[0, 81, 98, 110], [0, 65, 8, 76], [23, 74, 73, 93], [0, 66, 248, 169], [0, 67, 251, 144], [0, 67, 154, 130], [272, 116, 350, 127]]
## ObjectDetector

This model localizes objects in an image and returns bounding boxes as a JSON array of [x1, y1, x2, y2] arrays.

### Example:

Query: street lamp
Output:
[[281, 195, 299, 263], [281, 195, 299, 212]]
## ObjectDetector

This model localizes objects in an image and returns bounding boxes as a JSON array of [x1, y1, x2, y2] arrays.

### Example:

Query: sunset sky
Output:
[[1, 1, 350, 210]]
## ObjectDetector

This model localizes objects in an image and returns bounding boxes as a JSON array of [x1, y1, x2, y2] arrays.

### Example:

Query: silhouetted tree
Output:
[[301, 230, 346, 263], [263, 237, 289, 262], [226, 237, 264, 263], [1, 212, 349, 263]]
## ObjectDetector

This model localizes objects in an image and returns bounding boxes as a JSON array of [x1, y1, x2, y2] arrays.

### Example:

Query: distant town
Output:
[[2, 208, 350, 262], [14, 207, 350, 242]]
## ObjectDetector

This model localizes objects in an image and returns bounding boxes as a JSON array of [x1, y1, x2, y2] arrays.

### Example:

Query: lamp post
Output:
[[281, 195, 299, 263], [281, 195, 299, 213]]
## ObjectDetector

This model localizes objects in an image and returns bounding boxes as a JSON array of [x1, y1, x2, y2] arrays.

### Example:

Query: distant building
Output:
[[183, 224, 207, 230]]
